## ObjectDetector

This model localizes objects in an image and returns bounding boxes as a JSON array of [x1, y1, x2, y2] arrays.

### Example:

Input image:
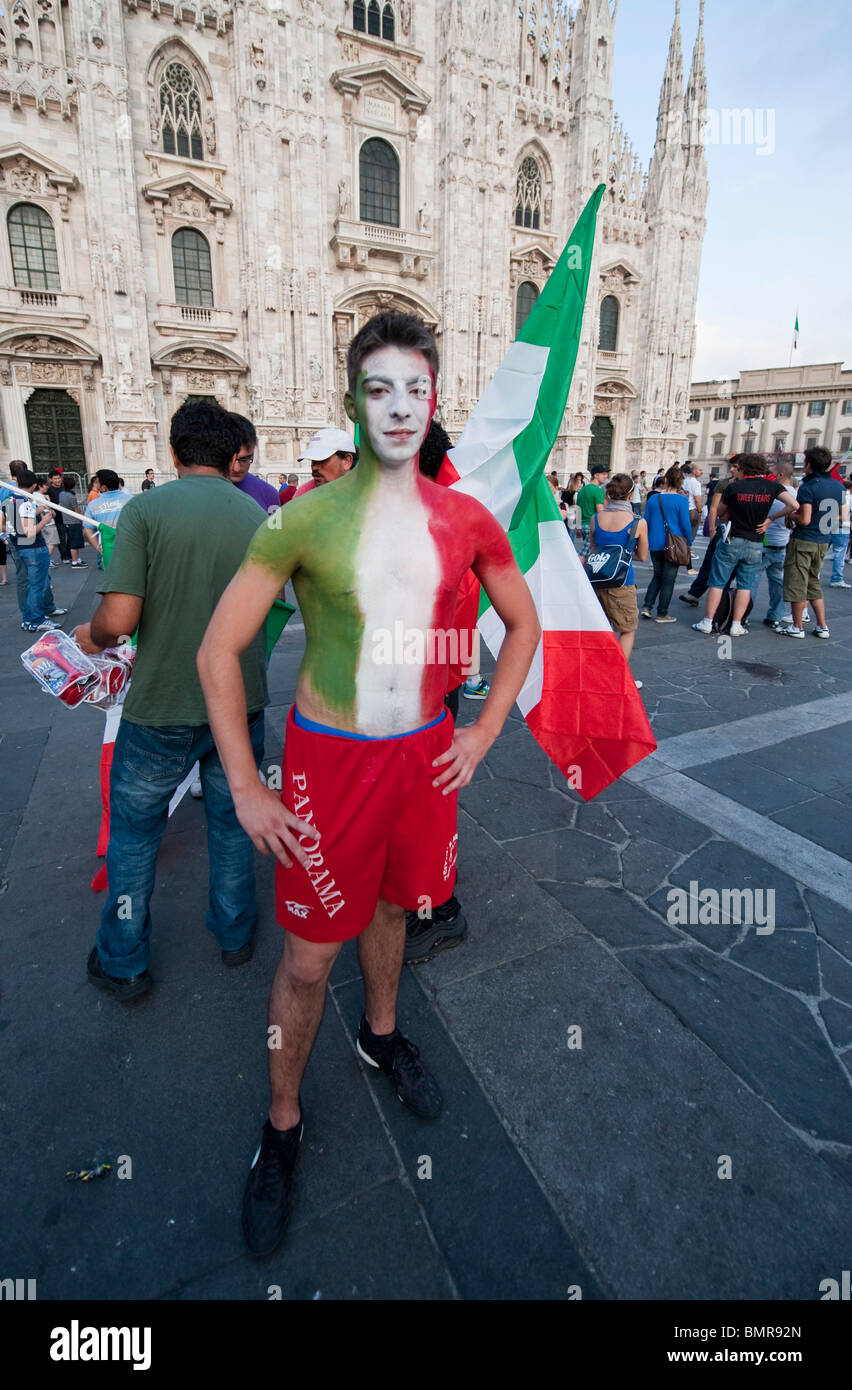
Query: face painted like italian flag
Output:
[[447, 185, 656, 799]]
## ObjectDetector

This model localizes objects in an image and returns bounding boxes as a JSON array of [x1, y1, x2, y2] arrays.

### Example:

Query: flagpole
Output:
[[2, 480, 91, 527]]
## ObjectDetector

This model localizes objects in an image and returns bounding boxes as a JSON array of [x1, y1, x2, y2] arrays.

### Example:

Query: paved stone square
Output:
[[2, 547, 851, 1301]]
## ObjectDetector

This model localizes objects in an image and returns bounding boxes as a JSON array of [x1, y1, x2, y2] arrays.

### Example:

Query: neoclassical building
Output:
[[0, 0, 708, 486], [688, 363, 852, 472]]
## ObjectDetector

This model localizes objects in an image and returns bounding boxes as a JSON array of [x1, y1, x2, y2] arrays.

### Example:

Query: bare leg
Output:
[[704, 585, 723, 622], [267, 932, 341, 1131], [618, 630, 635, 661], [732, 590, 752, 621], [791, 600, 807, 629], [357, 896, 405, 1036], [810, 597, 827, 627]]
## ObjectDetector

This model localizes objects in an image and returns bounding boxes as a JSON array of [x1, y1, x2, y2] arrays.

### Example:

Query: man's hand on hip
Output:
[[431, 722, 493, 795], [235, 783, 320, 867]]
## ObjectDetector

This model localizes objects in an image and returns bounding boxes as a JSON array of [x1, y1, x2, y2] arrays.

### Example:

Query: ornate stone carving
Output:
[[12, 335, 76, 357], [309, 354, 323, 399], [110, 241, 128, 295], [305, 270, 319, 316], [337, 177, 351, 218]]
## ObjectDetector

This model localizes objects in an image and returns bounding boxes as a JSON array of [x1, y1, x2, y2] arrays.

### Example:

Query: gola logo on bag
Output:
[[586, 551, 609, 573], [285, 901, 311, 919]]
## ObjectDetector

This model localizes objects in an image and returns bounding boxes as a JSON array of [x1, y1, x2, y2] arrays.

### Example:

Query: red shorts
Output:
[[276, 706, 458, 943]]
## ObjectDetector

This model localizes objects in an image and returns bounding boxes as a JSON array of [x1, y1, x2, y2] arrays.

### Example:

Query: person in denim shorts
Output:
[[692, 454, 797, 637]]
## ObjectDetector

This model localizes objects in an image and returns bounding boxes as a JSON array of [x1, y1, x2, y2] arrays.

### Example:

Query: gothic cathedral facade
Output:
[[0, 0, 708, 481]]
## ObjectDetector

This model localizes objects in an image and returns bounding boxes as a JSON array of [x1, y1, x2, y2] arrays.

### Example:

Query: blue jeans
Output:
[[96, 711, 265, 976], [828, 531, 848, 583], [762, 545, 791, 623], [708, 536, 765, 596], [9, 541, 56, 621], [19, 544, 51, 625]]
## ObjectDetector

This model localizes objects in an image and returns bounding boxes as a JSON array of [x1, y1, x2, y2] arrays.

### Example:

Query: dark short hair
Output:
[[665, 464, 683, 490], [590, 465, 609, 479], [606, 472, 634, 501], [48, 468, 62, 480], [9, 459, 27, 479], [732, 452, 768, 477], [804, 445, 832, 474], [18, 468, 37, 488], [346, 310, 439, 397], [95, 469, 121, 491], [145, 467, 154, 476], [169, 400, 243, 473], [229, 412, 258, 450], [418, 419, 453, 480]]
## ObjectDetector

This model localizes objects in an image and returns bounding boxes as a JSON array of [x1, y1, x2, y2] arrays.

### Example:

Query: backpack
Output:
[[712, 578, 753, 634]]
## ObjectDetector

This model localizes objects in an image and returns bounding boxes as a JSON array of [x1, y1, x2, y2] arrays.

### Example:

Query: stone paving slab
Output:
[[435, 935, 852, 1300]]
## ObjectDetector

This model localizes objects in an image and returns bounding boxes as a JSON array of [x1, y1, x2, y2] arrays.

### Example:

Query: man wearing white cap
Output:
[[295, 427, 357, 495]]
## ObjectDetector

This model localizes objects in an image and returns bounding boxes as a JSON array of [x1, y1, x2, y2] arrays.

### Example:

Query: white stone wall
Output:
[[0, 0, 708, 487]]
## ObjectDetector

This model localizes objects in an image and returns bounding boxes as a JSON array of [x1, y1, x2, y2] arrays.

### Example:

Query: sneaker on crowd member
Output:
[[463, 675, 490, 699]]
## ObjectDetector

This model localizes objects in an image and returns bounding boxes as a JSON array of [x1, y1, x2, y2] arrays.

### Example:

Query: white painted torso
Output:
[[353, 478, 441, 735]]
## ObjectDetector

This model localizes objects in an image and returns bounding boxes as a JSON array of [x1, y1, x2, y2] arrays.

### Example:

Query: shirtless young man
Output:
[[198, 311, 540, 1256]]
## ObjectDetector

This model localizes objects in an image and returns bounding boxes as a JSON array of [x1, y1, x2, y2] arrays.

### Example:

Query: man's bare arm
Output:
[[76, 593, 143, 652], [198, 560, 318, 867]]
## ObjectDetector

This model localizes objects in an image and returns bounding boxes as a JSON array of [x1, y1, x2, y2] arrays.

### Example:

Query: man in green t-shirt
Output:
[[576, 465, 608, 555], [74, 400, 270, 1002]]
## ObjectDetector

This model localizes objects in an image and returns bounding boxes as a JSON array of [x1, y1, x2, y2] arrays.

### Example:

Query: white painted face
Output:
[[357, 345, 435, 468]]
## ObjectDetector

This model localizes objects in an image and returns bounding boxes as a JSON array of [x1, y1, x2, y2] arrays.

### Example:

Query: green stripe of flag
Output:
[[508, 184, 605, 533]]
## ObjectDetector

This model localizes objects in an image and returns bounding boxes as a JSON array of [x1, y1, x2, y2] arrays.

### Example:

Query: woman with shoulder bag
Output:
[[641, 464, 692, 623], [588, 473, 649, 686]]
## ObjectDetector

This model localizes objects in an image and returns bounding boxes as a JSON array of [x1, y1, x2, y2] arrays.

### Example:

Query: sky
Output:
[[610, 0, 852, 381]]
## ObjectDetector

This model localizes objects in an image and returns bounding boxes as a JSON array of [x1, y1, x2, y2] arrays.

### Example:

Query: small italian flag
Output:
[[793, 313, 799, 351], [446, 184, 656, 800]]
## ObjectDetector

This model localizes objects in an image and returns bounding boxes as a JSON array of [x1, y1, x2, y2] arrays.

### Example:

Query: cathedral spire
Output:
[[654, 1, 684, 155], [684, 0, 708, 155]]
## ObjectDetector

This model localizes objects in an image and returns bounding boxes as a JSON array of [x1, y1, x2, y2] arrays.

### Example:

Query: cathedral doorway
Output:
[[25, 389, 86, 477], [588, 415, 613, 471]]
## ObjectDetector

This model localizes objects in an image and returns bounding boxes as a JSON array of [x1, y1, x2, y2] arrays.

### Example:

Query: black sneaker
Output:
[[404, 896, 467, 963], [356, 1017, 442, 1119], [242, 1116, 303, 1257], [87, 946, 152, 1003], [678, 593, 699, 606]]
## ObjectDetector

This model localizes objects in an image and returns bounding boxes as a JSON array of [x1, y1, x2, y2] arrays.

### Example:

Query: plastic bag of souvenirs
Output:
[[20, 630, 134, 709]]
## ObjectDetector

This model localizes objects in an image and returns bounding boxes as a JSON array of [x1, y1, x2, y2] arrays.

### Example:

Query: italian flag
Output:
[[793, 313, 799, 351], [446, 184, 656, 800]]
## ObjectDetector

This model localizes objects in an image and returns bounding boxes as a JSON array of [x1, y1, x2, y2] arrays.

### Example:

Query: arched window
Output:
[[353, 0, 366, 30], [172, 228, 213, 306], [8, 204, 60, 291], [514, 156, 542, 229], [515, 281, 539, 337], [382, 3, 395, 40], [599, 295, 619, 352], [367, 0, 381, 36], [159, 60, 204, 161], [359, 138, 399, 226]]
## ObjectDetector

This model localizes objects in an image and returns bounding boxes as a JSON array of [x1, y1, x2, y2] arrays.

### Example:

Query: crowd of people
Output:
[[550, 450, 851, 683]]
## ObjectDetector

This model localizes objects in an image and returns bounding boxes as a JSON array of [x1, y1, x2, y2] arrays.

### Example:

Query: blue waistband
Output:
[[293, 706, 446, 741]]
